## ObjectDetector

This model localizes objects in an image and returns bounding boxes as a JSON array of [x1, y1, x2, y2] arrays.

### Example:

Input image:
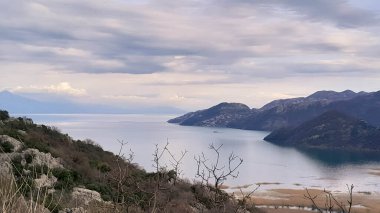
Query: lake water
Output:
[[20, 114, 380, 193]]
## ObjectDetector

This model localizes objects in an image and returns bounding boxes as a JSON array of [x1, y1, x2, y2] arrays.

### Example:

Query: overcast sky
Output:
[[1, 0, 380, 111]]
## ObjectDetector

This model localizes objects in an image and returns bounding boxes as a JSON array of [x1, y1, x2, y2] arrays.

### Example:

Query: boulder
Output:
[[71, 187, 103, 205], [35, 174, 57, 188], [23, 149, 63, 169], [0, 135, 23, 152]]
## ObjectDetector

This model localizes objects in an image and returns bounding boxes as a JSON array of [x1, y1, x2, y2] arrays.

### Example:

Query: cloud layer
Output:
[[1, 0, 380, 110]]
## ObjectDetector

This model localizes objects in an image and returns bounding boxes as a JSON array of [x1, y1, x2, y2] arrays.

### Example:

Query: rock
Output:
[[17, 130, 27, 135], [23, 149, 63, 169], [35, 174, 57, 188], [59, 207, 86, 213], [0, 135, 23, 152], [23, 169, 31, 175], [21, 158, 27, 166], [0, 161, 12, 177], [71, 187, 103, 205]]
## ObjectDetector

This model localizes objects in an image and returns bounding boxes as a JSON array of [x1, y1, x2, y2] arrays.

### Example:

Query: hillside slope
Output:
[[0, 110, 261, 213], [264, 111, 380, 150]]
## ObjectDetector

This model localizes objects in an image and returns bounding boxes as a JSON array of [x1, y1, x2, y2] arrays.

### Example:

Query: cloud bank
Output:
[[1, 0, 380, 110]]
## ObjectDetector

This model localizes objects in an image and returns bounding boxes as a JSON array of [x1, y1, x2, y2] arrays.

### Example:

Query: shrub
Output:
[[0, 141, 14, 153], [52, 168, 80, 190], [0, 110, 9, 120], [25, 153, 34, 164], [85, 182, 114, 201], [11, 155, 24, 175], [24, 140, 50, 153], [44, 193, 62, 213], [27, 164, 50, 177], [98, 163, 111, 173]]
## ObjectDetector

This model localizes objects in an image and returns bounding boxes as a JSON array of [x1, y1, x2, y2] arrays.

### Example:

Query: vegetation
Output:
[[304, 185, 354, 213], [0, 109, 9, 120], [0, 109, 263, 212], [264, 110, 380, 151], [0, 140, 14, 153]]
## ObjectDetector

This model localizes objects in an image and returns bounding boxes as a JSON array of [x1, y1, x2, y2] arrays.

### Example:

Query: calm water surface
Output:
[[21, 114, 380, 193]]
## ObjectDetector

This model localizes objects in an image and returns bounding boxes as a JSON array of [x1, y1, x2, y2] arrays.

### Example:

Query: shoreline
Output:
[[233, 188, 380, 213]]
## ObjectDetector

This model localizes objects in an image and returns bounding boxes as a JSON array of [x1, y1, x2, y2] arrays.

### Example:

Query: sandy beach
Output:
[[234, 188, 380, 213]]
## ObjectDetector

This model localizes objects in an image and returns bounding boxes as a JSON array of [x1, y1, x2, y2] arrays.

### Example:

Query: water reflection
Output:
[[297, 148, 380, 166]]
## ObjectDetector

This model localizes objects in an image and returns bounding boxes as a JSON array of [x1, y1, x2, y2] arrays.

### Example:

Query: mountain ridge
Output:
[[169, 90, 376, 131]]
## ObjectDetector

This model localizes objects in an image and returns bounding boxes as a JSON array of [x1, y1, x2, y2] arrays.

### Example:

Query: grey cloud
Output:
[[1, 0, 380, 78], [220, 0, 378, 27]]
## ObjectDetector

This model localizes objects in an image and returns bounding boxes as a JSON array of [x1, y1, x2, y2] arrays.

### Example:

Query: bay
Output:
[[20, 114, 380, 193]]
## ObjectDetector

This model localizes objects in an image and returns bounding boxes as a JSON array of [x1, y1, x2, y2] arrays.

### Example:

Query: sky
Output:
[[1, 0, 380, 111]]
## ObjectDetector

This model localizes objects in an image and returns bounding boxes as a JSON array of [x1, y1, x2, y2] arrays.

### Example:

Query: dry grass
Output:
[[0, 165, 62, 213], [0, 173, 49, 213]]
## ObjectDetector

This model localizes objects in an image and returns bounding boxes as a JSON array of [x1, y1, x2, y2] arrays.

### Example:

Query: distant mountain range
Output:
[[0, 90, 184, 114], [168, 90, 380, 150]]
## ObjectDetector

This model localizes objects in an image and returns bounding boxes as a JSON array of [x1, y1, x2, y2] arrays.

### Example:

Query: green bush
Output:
[[98, 163, 111, 173], [85, 182, 114, 201], [52, 168, 80, 190], [0, 110, 9, 120], [44, 193, 62, 213], [11, 155, 24, 176], [27, 164, 50, 177], [24, 140, 50, 153], [25, 153, 34, 164], [0, 141, 14, 153]]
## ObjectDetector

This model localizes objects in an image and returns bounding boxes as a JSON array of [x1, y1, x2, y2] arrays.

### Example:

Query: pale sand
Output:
[[368, 171, 380, 176], [235, 188, 380, 213], [262, 209, 314, 213]]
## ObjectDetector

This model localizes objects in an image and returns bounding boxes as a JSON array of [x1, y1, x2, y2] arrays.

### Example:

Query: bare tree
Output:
[[151, 142, 168, 213], [195, 143, 243, 189], [164, 142, 187, 185], [304, 184, 354, 213], [235, 184, 260, 212], [107, 139, 135, 212], [150, 142, 187, 213], [194, 143, 243, 210]]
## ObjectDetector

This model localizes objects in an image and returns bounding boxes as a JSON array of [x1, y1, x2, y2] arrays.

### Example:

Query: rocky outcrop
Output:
[[23, 148, 63, 169], [0, 135, 23, 152], [71, 187, 103, 205], [35, 174, 58, 188], [0, 136, 63, 190]]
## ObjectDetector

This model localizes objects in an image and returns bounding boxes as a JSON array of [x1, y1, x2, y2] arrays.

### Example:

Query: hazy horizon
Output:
[[1, 0, 380, 111]]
